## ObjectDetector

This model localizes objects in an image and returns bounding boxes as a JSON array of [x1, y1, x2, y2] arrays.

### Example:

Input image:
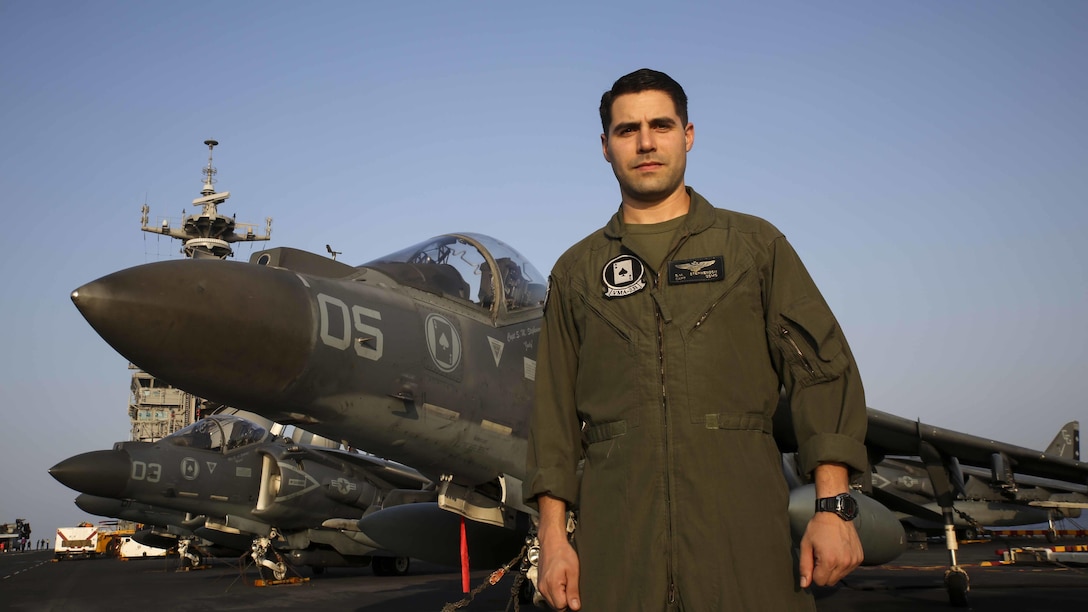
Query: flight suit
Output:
[[526, 188, 867, 611]]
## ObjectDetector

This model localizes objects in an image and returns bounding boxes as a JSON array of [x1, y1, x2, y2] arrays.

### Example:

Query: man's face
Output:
[[602, 90, 694, 205]]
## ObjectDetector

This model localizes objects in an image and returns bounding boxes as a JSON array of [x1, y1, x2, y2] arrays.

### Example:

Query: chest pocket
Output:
[[677, 265, 779, 423], [575, 289, 647, 428]]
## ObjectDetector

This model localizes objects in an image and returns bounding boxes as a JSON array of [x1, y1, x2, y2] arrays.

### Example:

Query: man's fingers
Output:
[[541, 576, 568, 611], [543, 578, 580, 611], [810, 549, 861, 586], [798, 537, 814, 588], [810, 557, 834, 587], [815, 561, 848, 587], [539, 545, 580, 611], [566, 563, 582, 610]]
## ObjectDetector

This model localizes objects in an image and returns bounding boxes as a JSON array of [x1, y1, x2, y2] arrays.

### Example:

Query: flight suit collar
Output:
[[603, 187, 717, 240]]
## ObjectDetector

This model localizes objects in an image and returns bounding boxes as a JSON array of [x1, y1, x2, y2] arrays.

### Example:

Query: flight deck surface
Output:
[[2, 538, 1085, 611]]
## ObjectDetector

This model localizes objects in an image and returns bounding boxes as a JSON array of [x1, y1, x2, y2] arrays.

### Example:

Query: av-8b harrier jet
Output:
[[51, 413, 429, 577]]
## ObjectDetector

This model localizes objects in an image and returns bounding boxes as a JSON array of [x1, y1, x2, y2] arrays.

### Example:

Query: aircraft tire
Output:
[[945, 569, 969, 607], [391, 556, 410, 576], [183, 552, 203, 569], [311, 566, 326, 576]]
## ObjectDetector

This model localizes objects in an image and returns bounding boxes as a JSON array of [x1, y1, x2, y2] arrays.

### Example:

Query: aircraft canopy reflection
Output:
[[362, 233, 547, 315], [166, 414, 269, 452]]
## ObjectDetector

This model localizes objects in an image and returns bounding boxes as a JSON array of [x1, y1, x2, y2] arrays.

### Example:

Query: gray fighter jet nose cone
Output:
[[71, 260, 314, 408], [50, 449, 131, 499]]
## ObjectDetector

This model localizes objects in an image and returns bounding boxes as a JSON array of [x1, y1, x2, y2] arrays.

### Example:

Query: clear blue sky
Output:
[[2, 1, 1085, 541]]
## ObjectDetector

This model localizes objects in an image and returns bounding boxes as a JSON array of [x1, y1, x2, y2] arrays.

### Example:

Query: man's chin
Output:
[[623, 184, 681, 205]]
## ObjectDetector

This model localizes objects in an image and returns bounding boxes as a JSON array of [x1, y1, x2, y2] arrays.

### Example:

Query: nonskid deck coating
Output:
[[1, 537, 1086, 611]]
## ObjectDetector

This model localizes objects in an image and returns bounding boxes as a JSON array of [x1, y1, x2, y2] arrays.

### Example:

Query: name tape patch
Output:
[[668, 256, 724, 285]]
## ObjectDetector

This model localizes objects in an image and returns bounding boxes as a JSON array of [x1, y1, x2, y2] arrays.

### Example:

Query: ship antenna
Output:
[[201, 139, 219, 196]]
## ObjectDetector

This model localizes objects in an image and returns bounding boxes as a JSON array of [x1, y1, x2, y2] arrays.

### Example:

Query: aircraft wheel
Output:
[[945, 568, 969, 607], [183, 551, 203, 569], [1047, 529, 1057, 544], [391, 556, 410, 576], [272, 564, 287, 581]]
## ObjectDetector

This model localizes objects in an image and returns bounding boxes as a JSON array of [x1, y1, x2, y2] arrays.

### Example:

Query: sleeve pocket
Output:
[[777, 296, 849, 385]]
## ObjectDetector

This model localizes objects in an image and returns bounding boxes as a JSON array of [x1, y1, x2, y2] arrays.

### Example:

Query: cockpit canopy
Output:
[[364, 233, 546, 314], [165, 414, 269, 452]]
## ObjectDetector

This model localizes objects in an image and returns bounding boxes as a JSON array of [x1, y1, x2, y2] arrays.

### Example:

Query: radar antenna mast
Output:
[[140, 139, 273, 259]]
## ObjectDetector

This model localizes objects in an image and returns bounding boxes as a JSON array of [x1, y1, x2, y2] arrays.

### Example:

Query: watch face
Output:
[[816, 493, 859, 520], [839, 494, 859, 520]]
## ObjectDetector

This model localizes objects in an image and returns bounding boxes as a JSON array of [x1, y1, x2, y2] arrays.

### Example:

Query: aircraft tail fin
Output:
[[1044, 421, 1080, 461]]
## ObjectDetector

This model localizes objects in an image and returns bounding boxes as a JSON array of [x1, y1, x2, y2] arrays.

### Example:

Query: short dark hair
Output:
[[599, 68, 688, 134]]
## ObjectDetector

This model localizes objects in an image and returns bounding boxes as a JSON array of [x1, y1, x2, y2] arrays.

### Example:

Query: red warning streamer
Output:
[[460, 517, 470, 592]]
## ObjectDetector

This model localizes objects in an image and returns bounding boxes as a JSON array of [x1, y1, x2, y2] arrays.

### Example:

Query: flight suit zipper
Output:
[[780, 326, 816, 376], [655, 231, 690, 606], [580, 296, 632, 344], [691, 269, 750, 332], [656, 274, 675, 605]]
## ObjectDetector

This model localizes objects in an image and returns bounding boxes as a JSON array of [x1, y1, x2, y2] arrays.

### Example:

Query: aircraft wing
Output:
[[865, 408, 1088, 484]]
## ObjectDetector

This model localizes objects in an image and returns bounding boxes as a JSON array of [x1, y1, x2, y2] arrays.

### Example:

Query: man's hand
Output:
[[798, 509, 863, 588], [800, 462, 864, 588], [537, 494, 581, 610], [539, 534, 581, 610]]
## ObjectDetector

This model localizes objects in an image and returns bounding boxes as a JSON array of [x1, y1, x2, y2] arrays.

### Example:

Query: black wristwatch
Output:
[[815, 492, 859, 521]]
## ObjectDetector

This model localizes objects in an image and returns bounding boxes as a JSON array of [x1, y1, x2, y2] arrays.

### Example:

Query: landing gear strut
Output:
[[941, 518, 969, 607], [177, 538, 204, 571], [919, 441, 970, 607], [250, 531, 287, 581]]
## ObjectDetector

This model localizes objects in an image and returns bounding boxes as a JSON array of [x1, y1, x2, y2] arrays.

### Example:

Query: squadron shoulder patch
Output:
[[668, 256, 724, 284], [602, 254, 646, 298]]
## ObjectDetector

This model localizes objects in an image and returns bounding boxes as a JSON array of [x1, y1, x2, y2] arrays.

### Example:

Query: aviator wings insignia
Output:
[[675, 260, 715, 273]]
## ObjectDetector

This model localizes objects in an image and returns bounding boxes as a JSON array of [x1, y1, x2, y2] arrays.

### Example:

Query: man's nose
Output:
[[637, 127, 655, 153]]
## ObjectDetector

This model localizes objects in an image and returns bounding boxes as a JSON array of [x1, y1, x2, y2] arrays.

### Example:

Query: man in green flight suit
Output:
[[525, 68, 868, 611]]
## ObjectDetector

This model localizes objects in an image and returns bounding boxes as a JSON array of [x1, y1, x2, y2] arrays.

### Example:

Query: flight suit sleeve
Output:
[[763, 236, 868, 480], [524, 274, 583, 509]]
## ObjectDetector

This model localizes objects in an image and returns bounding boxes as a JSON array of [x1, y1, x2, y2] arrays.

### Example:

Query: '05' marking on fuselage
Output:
[[317, 293, 383, 360]]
